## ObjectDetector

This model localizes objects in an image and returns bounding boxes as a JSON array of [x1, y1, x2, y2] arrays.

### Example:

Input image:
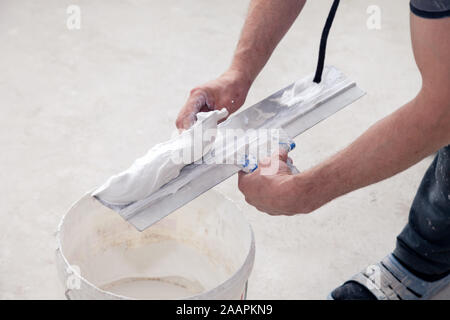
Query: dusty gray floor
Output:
[[0, 0, 439, 299]]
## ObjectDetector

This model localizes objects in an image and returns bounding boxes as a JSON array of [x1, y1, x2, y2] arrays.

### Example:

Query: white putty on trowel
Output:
[[93, 109, 229, 207], [92, 66, 365, 231]]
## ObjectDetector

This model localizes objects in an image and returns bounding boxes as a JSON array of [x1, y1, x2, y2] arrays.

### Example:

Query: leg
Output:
[[394, 146, 450, 279]]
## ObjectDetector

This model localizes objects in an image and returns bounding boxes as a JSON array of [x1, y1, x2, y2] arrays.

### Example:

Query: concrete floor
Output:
[[0, 0, 439, 299]]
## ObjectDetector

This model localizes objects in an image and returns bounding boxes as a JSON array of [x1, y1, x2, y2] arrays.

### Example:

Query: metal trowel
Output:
[[94, 65, 364, 231]]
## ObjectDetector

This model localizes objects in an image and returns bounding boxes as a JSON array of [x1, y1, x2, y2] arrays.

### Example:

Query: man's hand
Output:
[[175, 0, 306, 130], [238, 151, 320, 215], [175, 69, 251, 130]]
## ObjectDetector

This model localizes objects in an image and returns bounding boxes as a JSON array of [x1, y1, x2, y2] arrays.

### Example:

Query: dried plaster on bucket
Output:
[[56, 190, 255, 300]]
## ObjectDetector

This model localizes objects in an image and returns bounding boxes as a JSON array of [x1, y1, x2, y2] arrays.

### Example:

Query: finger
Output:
[[259, 156, 271, 167], [260, 150, 288, 169], [277, 148, 289, 162], [202, 89, 215, 110], [176, 89, 213, 130], [176, 106, 196, 130], [181, 113, 197, 131], [190, 89, 211, 113], [238, 171, 247, 192], [238, 170, 256, 192], [258, 150, 289, 176], [215, 106, 231, 124]]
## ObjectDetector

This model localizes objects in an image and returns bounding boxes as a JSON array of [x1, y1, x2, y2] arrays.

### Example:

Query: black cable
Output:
[[313, 0, 341, 83]]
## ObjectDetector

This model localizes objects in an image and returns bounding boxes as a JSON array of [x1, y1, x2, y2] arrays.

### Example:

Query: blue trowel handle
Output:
[[239, 142, 300, 174], [239, 157, 299, 174]]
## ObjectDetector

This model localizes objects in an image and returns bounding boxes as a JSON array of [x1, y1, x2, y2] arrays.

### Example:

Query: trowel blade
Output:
[[111, 66, 365, 231]]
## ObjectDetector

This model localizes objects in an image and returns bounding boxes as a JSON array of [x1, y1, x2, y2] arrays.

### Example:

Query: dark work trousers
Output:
[[394, 146, 450, 276]]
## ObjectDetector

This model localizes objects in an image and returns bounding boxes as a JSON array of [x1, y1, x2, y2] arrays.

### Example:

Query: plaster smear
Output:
[[92, 109, 228, 206], [275, 66, 341, 107], [91, 241, 229, 299]]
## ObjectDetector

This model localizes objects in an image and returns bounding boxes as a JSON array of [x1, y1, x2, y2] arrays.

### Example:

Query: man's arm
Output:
[[300, 13, 450, 211], [176, 0, 306, 129], [238, 13, 450, 215], [229, 0, 307, 85]]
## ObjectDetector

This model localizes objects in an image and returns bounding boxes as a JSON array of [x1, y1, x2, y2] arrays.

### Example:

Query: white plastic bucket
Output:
[[55, 190, 255, 300]]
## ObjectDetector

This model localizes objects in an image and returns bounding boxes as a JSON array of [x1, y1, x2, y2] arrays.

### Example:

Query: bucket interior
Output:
[[59, 190, 252, 299]]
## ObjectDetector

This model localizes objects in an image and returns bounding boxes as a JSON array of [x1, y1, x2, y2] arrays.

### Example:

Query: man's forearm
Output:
[[298, 90, 450, 211], [229, 0, 307, 85], [236, 8, 450, 216], [289, 12, 450, 213]]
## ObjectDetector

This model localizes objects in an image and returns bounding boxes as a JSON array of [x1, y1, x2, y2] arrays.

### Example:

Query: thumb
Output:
[[276, 148, 289, 162], [176, 89, 212, 130], [189, 89, 213, 113]]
